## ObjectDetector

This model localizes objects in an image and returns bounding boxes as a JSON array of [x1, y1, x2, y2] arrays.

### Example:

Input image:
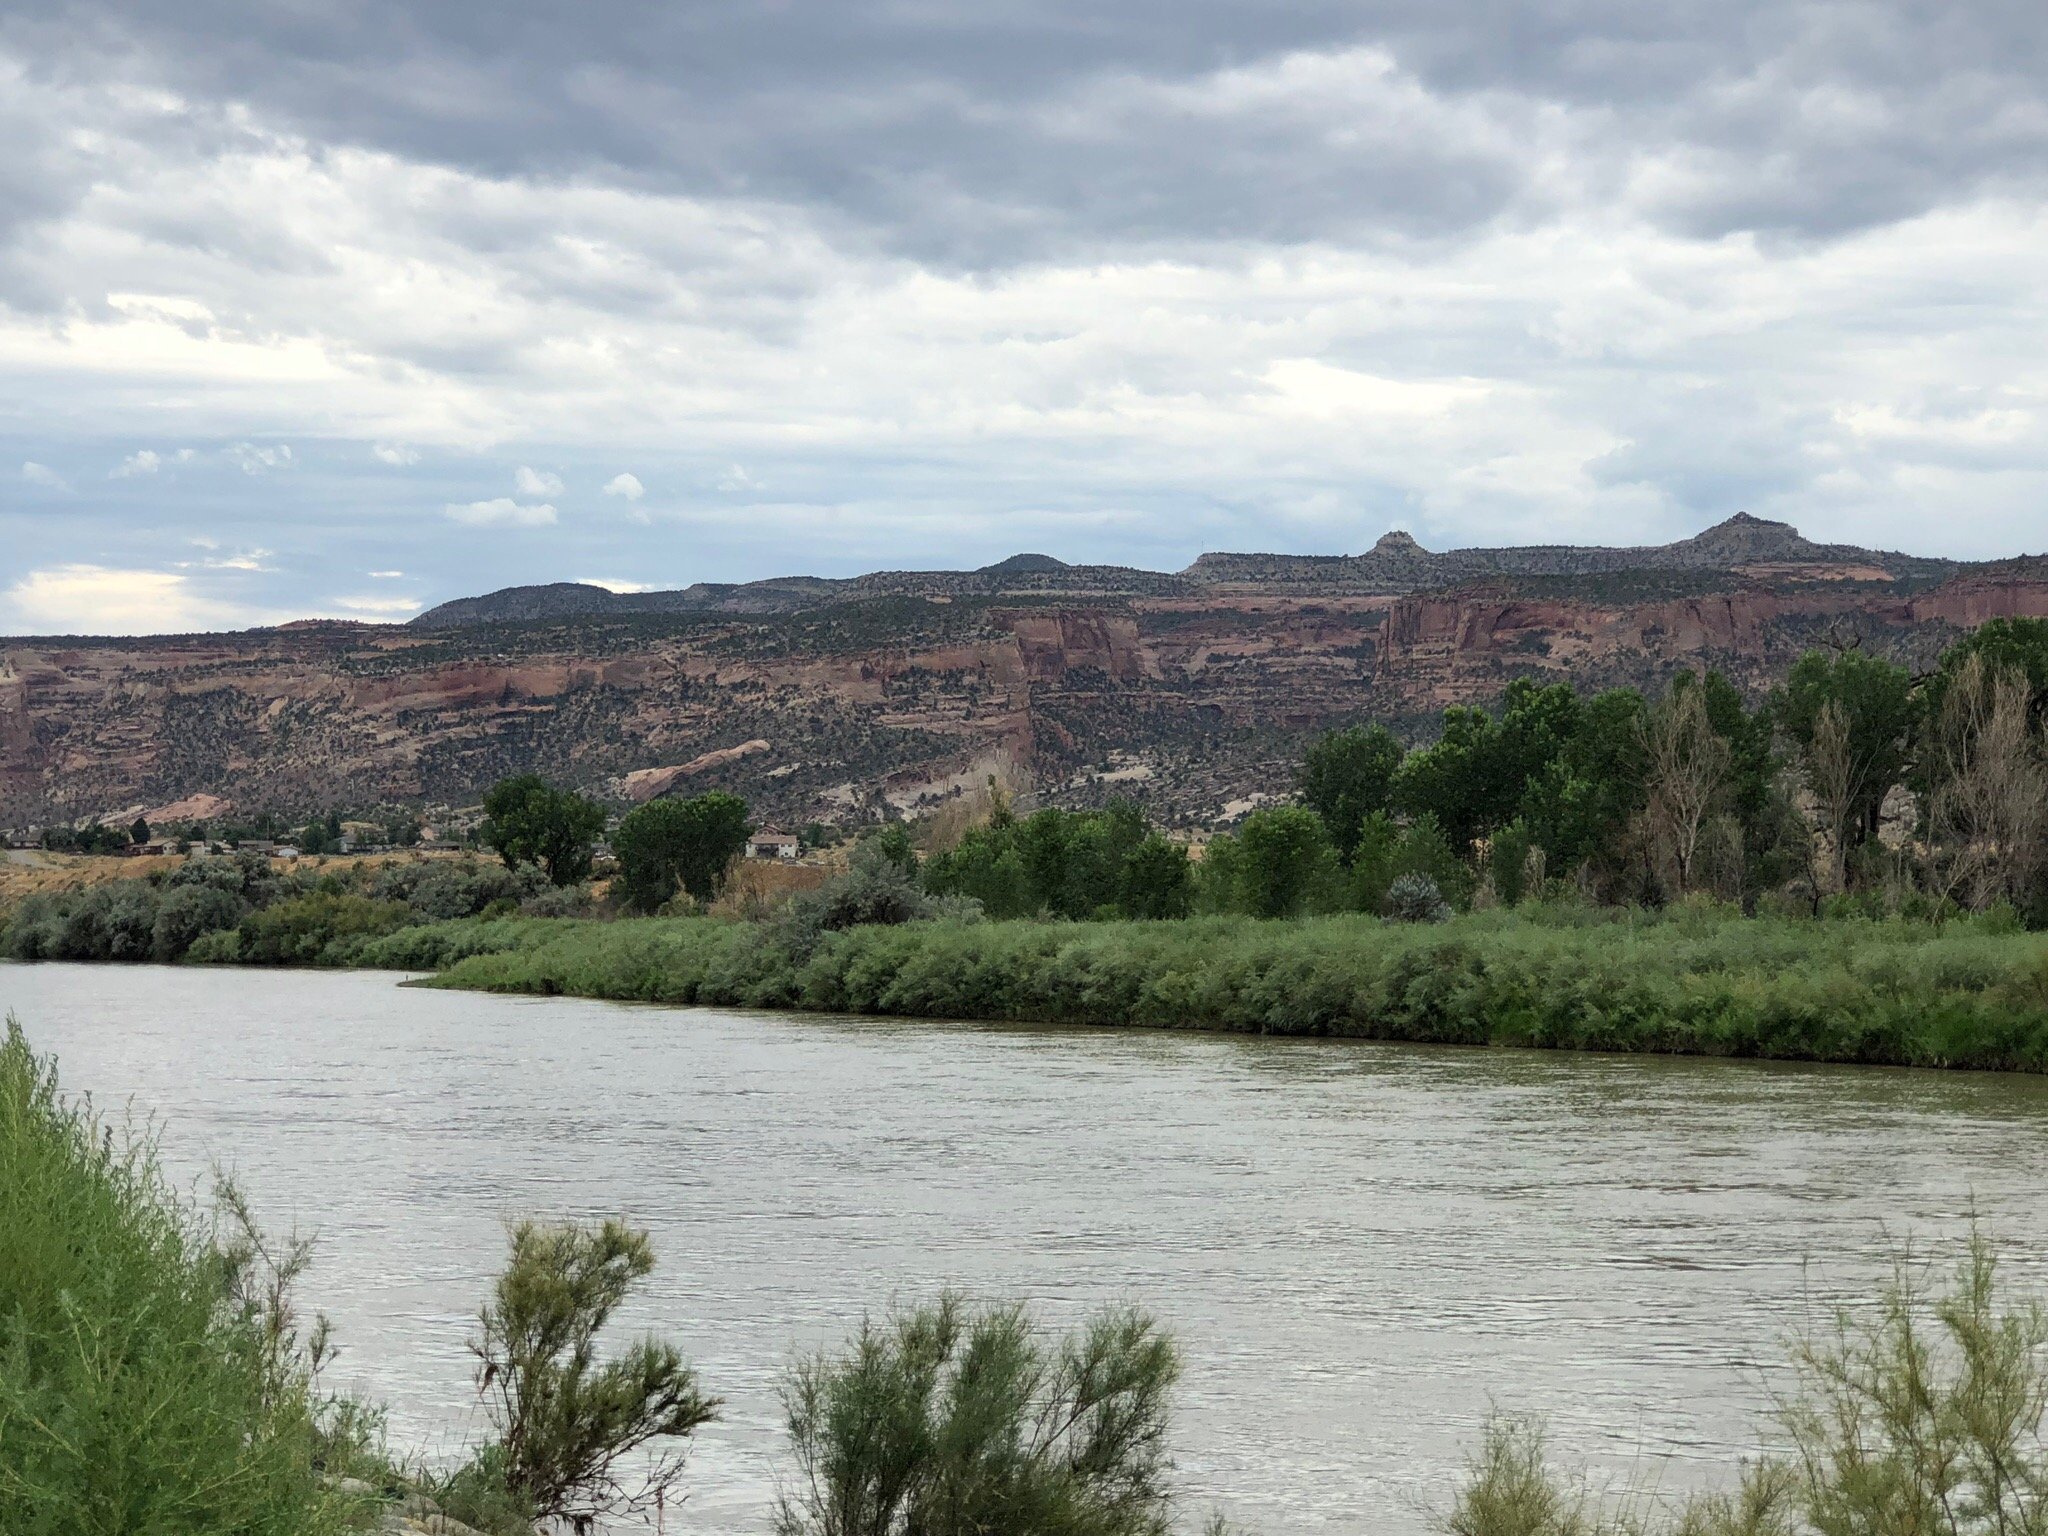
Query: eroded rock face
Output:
[[6, 539, 2047, 827]]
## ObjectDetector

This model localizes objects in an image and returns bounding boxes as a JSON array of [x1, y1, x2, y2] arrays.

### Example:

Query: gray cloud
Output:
[[0, 0, 2045, 621], [9, 0, 2045, 264]]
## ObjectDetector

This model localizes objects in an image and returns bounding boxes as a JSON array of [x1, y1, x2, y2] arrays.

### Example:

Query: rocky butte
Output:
[[4, 515, 2046, 828]]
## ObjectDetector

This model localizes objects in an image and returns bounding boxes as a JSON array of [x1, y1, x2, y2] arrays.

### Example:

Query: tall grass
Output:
[[423, 908, 2048, 1071], [0, 1018, 362, 1534]]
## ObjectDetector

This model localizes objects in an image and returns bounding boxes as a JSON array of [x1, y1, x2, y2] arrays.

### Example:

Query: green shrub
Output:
[[151, 883, 248, 962], [467, 1218, 719, 1531], [186, 926, 245, 965], [1449, 1232, 2048, 1536], [0, 1020, 358, 1533], [426, 909, 2048, 1071], [777, 1292, 1180, 1536], [235, 894, 415, 966]]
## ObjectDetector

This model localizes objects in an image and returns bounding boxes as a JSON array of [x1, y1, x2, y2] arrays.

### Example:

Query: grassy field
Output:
[[397, 907, 2048, 1072]]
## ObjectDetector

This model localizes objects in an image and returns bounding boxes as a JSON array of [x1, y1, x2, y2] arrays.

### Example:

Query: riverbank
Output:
[[377, 907, 2048, 1071]]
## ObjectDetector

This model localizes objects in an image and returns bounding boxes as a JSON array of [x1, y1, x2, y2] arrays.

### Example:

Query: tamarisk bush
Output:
[[777, 1293, 1182, 1536], [467, 1217, 720, 1533]]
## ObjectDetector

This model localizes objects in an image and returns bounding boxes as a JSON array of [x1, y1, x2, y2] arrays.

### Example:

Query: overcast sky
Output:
[[3, 1, 2046, 632]]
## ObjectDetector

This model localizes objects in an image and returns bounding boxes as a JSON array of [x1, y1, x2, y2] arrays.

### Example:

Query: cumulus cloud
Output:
[[601, 472, 644, 501], [0, 565, 277, 635], [191, 548, 275, 572], [577, 576, 653, 592], [515, 465, 565, 496], [373, 443, 420, 465], [445, 497, 558, 527], [326, 593, 423, 617], [21, 461, 68, 490], [226, 442, 294, 474], [716, 464, 763, 493], [111, 449, 163, 478]]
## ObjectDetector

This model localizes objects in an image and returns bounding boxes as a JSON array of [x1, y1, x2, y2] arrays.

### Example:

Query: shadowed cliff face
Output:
[[5, 530, 2047, 828]]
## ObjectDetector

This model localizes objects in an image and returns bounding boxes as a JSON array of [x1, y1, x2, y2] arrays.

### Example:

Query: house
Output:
[[746, 827, 801, 860]]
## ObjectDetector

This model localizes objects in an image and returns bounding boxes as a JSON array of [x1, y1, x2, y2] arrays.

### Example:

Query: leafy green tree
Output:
[[1233, 805, 1337, 918], [611, 792, 751, 912], [1119, 834, 1193, 919], [1298, 725, 1404, 863], [1486, 818, 1537, 905], [1395, 680, 1582, 855], [930, 803, 1156, 919], [1392, 813, 1473, 909], [923, 829, 1035, 918], [1775, 649, 1916, 849], [1929, 618, 2048, 729], [298, 813, 344, 856], [128, 816, 150, 846], [1346, 811, 1401, 912], [1392, 707, 1499, 854], [1053, 802, 1148, 918], [858, 823, 919, 881], [482, 775, 608, 886], [1521, 686, 1650, 878]]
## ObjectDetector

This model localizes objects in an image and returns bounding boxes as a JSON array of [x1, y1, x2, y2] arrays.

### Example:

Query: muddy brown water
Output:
[[8, 963, 2048, 1533]]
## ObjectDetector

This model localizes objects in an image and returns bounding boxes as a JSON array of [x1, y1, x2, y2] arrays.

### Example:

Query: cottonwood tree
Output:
[[611, 791, 752, 912], [1776, 647, 1915, 856], [1638, 681, 1731, 898], [1806, 699, 1857, 896], [482, 775, 607, 886], [1929, 654, 2048, 911], [1297, 725, 1404, 864]]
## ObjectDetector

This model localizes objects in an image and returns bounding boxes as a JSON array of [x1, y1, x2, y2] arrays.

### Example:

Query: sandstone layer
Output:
[[4, 518, 2044, 827]]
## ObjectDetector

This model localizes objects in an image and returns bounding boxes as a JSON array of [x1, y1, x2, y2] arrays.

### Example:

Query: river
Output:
[[6, 962, 2047, 1533]]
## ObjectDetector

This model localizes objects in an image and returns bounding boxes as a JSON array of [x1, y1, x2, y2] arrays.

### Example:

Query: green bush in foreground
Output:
[[777, 1293, 1182, 1536], [426, 908, 2048, 1071], [1451, 1232, 2048, 1536], [468, 1218, 719, 1531], [0, 1019, 358, 1534]]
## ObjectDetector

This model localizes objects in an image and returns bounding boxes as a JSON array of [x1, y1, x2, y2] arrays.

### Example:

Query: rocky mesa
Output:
[[4, 516, 2045, 829]]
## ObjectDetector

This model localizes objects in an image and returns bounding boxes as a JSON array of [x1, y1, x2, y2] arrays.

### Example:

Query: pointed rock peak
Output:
[[1371, 529, 1428, 555]]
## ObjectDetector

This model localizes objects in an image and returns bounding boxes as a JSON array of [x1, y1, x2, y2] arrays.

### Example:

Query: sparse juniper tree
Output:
[[611, 792, 752, 912], [481, 774, 608, 887]]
